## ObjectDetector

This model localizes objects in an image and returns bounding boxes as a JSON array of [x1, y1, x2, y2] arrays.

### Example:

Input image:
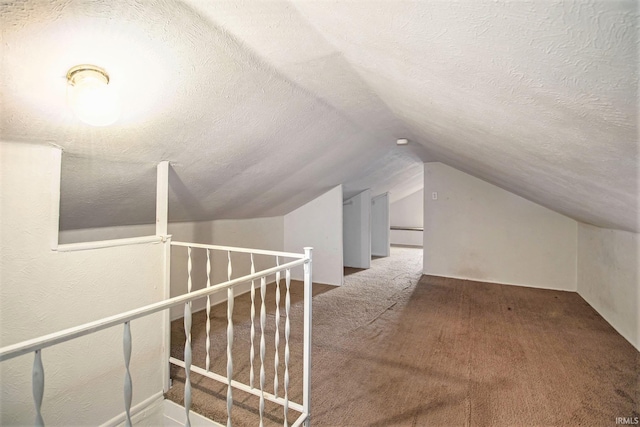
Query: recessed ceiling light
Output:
[[66, 64, 120, 126], [396, 138, 409, 145]]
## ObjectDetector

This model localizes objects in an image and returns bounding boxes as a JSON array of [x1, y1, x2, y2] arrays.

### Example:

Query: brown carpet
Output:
[[166, 247, 639, 426]]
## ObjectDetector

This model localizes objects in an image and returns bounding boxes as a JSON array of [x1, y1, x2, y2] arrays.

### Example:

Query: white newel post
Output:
[[303, 247, 313, 426], [156, 160, 172, 392], [226, 251, 234, 427]]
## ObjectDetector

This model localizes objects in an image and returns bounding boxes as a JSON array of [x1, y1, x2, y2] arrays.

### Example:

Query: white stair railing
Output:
[[0, 243, 312, 427], [169, 242, 313, 427]]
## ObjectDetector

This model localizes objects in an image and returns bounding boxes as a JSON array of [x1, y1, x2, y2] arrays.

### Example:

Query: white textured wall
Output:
[[284, 185, 343, 286], [390, 188, 423, 246], [61, 217, 285, 320], [423, 162, 577, 290], [577, 223, 639, 350], [390, 229, 423, 247], [371, 193, 390, 257], [390, 188, 424, 228], [0, 142, 165, 425], [343, 190, 371, 269]]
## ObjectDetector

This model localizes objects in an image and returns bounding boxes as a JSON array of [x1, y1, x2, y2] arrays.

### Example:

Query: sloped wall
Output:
[[423, 162, 577, 290], [577, 223, 639, 350], [284, 185, 343, 286], [371, 193, 390, 257], [0, 141, 165, 425], [343, 190, 372, 269]]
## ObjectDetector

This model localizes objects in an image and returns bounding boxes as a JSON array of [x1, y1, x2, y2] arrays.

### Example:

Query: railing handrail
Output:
[[0, 257, 307, 362], [171, 241, 305, 259]]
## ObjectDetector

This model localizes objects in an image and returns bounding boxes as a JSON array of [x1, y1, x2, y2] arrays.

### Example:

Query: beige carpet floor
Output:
[[166, 246, 639, 426]]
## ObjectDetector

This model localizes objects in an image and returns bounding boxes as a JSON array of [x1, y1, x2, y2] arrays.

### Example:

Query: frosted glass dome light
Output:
[[66, 65, 120, 126]]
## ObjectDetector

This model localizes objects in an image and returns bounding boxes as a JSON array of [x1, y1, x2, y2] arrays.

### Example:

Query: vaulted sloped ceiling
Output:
[[1, 1, 637, 232]]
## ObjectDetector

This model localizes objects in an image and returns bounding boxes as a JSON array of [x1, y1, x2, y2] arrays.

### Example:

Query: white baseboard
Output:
[[100, 391, 164, 427], [422, 273, 576, 292], [100, 392, 223, 427], [163, 400, 223, 426]]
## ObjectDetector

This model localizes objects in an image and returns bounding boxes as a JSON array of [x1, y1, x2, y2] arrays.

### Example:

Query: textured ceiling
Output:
[[1, 0, 637, 232]]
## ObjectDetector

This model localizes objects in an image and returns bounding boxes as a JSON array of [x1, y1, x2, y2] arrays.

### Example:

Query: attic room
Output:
[[0, 0, 638, 426]]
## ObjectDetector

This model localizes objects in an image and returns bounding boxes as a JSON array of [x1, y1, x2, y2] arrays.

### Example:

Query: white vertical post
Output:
[[250, 254, 256, 389], [162, 237, 172, 392], [157, 160, 171, 392], [283, 268, 291, 427], [302, 247, 313, 426], [226, 251, 234, 427], [156, 161, 169, 237], [205, 249, 212, 371]]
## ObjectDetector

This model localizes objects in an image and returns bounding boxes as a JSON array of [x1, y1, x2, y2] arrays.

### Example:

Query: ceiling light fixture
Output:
[[66, 64, 120, 126], [396, 138, 409, 145]]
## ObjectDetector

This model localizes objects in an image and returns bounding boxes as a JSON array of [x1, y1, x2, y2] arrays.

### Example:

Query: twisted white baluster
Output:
[[184, 247, 193, 427], [259, 276, 267, 427], [32, 350, 44, 427], [284, 269, 291, 427], [274, 257, 281, 397], [206, 249, 212, 371], [250, 253, 256, 389], [123, 322, 133, 427], [226, 251, 234, 427]]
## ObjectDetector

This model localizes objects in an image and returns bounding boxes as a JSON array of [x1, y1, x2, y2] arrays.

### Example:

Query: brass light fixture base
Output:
[[66, 64, 110, 85]]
